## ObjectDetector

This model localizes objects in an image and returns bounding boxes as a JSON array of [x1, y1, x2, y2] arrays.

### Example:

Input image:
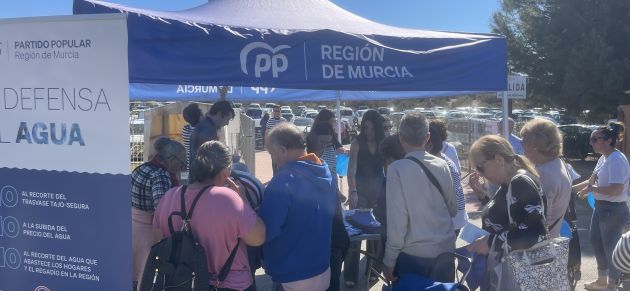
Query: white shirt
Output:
[[441, 141, 461, 173], [593, 150, 630, 203]]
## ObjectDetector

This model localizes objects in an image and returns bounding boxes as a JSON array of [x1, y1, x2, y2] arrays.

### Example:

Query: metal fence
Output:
[[130, 113, 145, 171], [128, 108, 256, 175], [446, 117, 500, 174]]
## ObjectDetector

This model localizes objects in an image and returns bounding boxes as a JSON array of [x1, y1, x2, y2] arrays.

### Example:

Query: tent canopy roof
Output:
[[74, 0, 507, 93], [86, 0, 502, 39]]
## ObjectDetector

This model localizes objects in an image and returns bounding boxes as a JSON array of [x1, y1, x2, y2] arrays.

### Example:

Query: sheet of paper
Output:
[[459, 222, 490, 244]]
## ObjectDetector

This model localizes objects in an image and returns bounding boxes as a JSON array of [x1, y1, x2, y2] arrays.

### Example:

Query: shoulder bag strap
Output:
[[186, 185, 213, 220], [168, 185, 187, 235], [217, 239, 242, 283], [168, 185, 212, 233], [406, 156, 445, 197]]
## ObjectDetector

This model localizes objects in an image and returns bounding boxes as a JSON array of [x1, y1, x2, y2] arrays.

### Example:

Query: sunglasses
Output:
[[475, 160, 489, 174], [590, 136, 606, 142]]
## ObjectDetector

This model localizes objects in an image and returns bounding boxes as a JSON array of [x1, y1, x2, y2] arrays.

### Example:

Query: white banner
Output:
[[0, 15, 130, 291], [497, 75, 527, 100], [0, 15, 129, 175]]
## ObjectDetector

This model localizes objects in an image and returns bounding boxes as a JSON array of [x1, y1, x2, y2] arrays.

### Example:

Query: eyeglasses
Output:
[[475, 160, 489, 174], [170, 155, 186, 168], [384, 125, 393, 130], [590, 136, 606, 142]]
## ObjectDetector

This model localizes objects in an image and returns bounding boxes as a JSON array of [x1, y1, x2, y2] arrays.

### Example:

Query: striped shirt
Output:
[[613, 231, 630, 274], [266, 117, 286, 130], [442, 153, 467, 229], [320, 144, 337, 177], [131, 163, 174, 211], [182, 124, 194, 170], [231, 170, 264, 210]]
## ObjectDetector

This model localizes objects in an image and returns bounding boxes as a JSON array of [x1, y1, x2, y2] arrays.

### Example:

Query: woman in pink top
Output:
[[154, 141, 266, 291]]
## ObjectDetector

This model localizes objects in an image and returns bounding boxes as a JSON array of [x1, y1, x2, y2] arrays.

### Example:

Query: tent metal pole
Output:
[[336, 91, 342, 144], [502, 91, 509, 139]]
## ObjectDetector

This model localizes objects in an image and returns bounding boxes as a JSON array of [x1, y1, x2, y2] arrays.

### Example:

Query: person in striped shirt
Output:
[[613, 231, 630, 288], [427, 120, 468, 235], [182, 103, 202, 170], [265, 105, 286, 133]]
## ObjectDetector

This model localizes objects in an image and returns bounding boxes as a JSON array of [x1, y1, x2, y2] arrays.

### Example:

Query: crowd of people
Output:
[[130, 102, 630, 291]]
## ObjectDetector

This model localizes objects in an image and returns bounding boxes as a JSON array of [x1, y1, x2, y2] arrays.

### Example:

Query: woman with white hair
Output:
[[520, 118, 572, 238]]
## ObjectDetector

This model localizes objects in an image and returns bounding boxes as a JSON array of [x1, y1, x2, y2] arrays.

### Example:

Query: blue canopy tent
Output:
[[73, 0, 507, 101], [129, 83, 482, 102]]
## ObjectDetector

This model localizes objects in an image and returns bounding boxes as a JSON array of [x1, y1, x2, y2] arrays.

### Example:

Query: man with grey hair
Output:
[[259, 123, 336, 291], [382, 112, 457, 284]]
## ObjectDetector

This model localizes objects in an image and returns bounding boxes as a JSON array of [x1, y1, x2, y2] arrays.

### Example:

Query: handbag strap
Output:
[[506, 171, 547, 229], [406, 156, 445, 197]]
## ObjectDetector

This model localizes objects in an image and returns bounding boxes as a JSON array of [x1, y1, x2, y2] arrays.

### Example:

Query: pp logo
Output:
[[240, 42, 290, 78], [35, 286, 51, 291]]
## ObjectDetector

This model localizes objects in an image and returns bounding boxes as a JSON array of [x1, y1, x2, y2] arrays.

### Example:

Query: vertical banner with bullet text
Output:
[[0, 14, 130, 291]]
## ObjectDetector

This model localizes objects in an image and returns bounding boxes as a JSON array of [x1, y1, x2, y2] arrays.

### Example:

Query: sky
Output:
[[0, 0, 500, 33]]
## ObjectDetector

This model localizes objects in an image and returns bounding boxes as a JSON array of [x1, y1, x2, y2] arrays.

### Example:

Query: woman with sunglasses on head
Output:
[[131, 137, 187, 290], [574, 121, 629, 291], [520, 118, 572, 239], [466, 135, 548, 290]]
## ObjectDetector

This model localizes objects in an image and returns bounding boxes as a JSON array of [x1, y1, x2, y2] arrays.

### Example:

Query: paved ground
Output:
[[252, 151, 600, 290]]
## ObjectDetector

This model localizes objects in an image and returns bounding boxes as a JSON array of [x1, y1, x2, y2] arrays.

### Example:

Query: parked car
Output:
[[377, 107, 391, 115], [355, 109, 368, 126], [247, 103, 261, 110], [246, 108, 263, 119], [232, 103, 242, 109], [558, 124, 595, 160], [317, 105, 327, 112], [292, 117, 314, 136], [295, 105, 307, 116], [338, 107, 356, 134], [304, 110, 319, 119], [265, 103, 277, 109], [390, 112, 405, 132], [281, 111, 295, 122]]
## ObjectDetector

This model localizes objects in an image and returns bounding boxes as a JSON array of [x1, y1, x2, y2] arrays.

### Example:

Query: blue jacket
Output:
[[259, 156, 336, 283]]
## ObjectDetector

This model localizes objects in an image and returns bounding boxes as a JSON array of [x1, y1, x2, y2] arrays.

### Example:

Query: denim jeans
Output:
[[590, 201, 630, 282], [394, 252, 455, 284]]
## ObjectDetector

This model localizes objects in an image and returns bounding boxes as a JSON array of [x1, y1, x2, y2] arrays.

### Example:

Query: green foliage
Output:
[[492, 0, 630, 122]]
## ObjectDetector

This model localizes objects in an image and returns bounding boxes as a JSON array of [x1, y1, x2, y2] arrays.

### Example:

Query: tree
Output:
[[492, 0, 630, 121]]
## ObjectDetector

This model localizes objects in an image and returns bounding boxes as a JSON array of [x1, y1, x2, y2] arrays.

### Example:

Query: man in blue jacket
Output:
[[259, 123, 336, 291]]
